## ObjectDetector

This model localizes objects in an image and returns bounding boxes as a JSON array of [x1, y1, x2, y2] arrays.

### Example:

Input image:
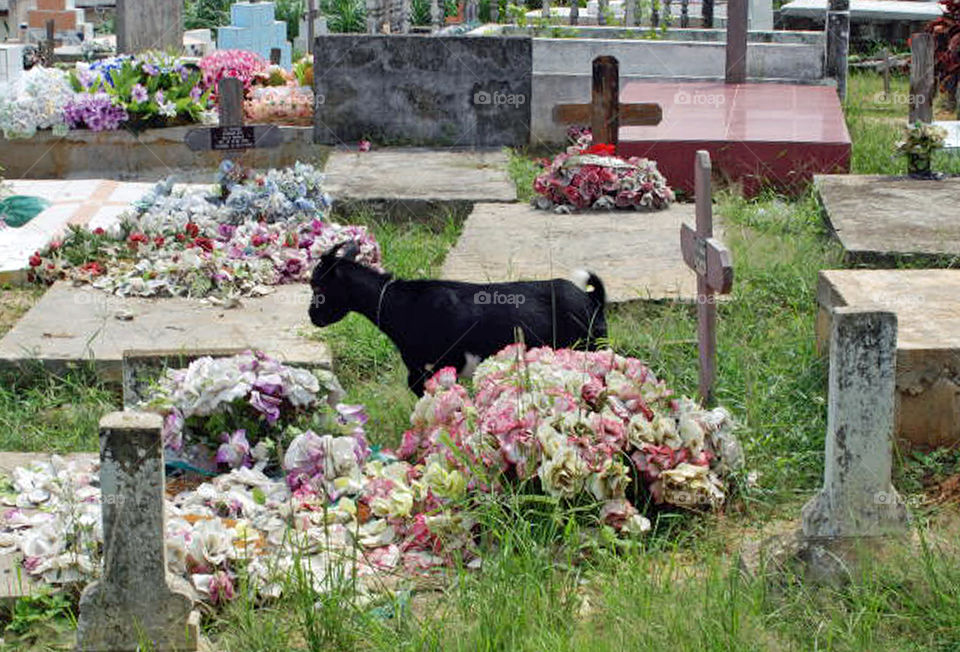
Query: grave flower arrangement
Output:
[[396, 345, 743, 530], [0, 66, 74, 139], [0, 346, 744, 607], [27, 162, 382, 298], [532, 128, 675, 213], [70, 53, 212, 130], [199, 49, 269, 97], [141, 350, 354, 473], [897, 120, 948, 178]]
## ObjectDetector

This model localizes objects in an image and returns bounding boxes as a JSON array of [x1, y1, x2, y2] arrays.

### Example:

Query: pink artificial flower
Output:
[[209, 571, 236, 605], [358, 139, 371, 152], [249, 391, 282, 423]]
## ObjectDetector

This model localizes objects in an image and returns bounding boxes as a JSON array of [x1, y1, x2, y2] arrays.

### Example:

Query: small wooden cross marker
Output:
[[552, 56, 662, 149], [680, 150, 734, 406], [185, 77, 283, 154]]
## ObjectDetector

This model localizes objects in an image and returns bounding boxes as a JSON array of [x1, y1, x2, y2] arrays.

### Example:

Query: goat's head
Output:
[[309, 241, 360, 327]]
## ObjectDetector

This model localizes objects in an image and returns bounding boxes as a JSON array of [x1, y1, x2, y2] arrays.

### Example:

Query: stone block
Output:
[[802, 307, 909, 539], [817, 269, 960, 449], [116, 0, 183, 54], [0, 44, 24, 86], [36, 0, 75, 10], [231, 1, 277, 27], [216, 26, 242, 49], [313, 35, 532, 147], [0, 282, 331, 384], [76, 411, 199, 651]]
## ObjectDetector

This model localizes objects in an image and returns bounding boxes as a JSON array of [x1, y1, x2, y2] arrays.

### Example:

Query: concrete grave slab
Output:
[[0, 282, 330, 383], [817, 269, 960, 449], [0, 179, 208, 282], [441, 202, 706, 302], [324, 149, 516, 218], [816, 175, 960, 263]]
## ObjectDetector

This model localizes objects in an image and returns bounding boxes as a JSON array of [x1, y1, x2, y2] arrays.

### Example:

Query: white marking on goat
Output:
[[459, 353, 482, 379], [570, 269, 592, 292]]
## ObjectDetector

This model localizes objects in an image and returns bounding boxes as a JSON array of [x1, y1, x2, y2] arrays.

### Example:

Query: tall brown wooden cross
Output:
[[552, 56, 662, 149], [680, 150, 734, 407], [184, 77, 283, 155]]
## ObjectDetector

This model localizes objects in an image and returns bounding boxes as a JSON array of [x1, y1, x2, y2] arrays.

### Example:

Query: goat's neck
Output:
[[348, 268, 394, 324]]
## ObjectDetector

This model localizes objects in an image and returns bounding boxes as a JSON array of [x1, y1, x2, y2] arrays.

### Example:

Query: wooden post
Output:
[[881, 48, 891, 100], [41, 19, 55, 66], [219, 77, 244, 128], [652, 0, 660, 27], [909, 33, 936, 124], [570, 0, 579, 25], [680, 151, 734, 407], [702, 0, 713, 28], [552, 56, 662, 151], [681, 0, 689, 28], [825, 0, 850, 101], [593, 56, 619, 148], [308, 0, 317, 55], [725, 0, 748, 84]]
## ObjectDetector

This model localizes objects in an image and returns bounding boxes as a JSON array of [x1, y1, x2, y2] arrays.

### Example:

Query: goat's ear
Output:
[[321, 242, 347, 261], [341, 241, 360, 261]]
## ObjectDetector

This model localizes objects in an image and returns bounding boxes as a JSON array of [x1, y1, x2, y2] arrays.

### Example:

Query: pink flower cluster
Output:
[[398, 345, 743, 530], [199, 50, 268, 96], [533, 132, 675, 212]]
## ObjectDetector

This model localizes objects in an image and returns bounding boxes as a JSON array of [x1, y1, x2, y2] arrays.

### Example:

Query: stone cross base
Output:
[[75, 412, 199, 652], [77, 586, 199, 651]]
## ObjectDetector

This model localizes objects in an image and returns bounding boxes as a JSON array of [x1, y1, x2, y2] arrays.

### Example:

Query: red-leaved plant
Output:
[[927, 0, 960, 104]]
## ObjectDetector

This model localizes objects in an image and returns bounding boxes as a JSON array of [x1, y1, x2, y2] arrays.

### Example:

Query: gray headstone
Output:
[[76, 412, 198, 652], [748, 0, 774, 29], [312, 35, 532, 147], [825, 0, 850, 101], [801, 308, 910, 539], [116, 0, 183, 54]]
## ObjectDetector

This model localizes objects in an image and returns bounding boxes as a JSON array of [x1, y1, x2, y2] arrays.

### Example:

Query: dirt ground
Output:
[[0, 285, 42, 338]]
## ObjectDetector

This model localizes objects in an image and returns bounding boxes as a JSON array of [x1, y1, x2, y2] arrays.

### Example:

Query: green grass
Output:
[[5, 67, 960, 651]]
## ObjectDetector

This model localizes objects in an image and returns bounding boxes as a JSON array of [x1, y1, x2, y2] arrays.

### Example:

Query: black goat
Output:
[[309, 242, 607, 396]]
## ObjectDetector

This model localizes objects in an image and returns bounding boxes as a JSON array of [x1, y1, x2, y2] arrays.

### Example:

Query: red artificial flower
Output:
[[48, 240, 61, 251], [176, 233, 186, 242], [185, 222, 200, 238], [92, 227, 105, 236], [154, 236, 165, 247], [194, 237, 215, 252], [583, 143, 616, 156], [80, 261, 105, 276], [251, 234, 267, 247], [28, 253, 42, 268], [128, 232, 149, 244]]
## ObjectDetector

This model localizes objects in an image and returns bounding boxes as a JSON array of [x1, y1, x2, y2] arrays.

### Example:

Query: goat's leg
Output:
[[407, 367, 427, 397]]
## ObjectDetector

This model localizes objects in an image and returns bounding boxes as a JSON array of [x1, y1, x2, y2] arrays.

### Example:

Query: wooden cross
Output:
[[184, 77, 282, 154], [680, 150, 734, 407], [552, 56, 662, 150]]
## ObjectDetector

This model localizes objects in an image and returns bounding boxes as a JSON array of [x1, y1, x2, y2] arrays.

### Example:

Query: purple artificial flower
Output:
[[208, 571, 235, 605], [215, 429, 252, 468], [249, 391, 282, 423], [131, 83, 148, 103], [142, 63, 159, 76], [62, 93, 128, 132], [162, 410, 185, 451], [252, 373, 283, 397], [189, 85, 202, 102], [217, 223, 237, 239], [154, 89, 165, 105]]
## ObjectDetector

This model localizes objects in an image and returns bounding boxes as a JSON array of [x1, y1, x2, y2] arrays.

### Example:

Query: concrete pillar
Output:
[[77, 412, 198, 651], [825, 0, 850, 101], [116, 0, 183, 54], [801, 308, 910, 539]]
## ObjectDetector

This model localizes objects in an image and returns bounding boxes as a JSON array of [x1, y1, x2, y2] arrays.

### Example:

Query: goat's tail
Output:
[[571, 269, 606, 308]]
